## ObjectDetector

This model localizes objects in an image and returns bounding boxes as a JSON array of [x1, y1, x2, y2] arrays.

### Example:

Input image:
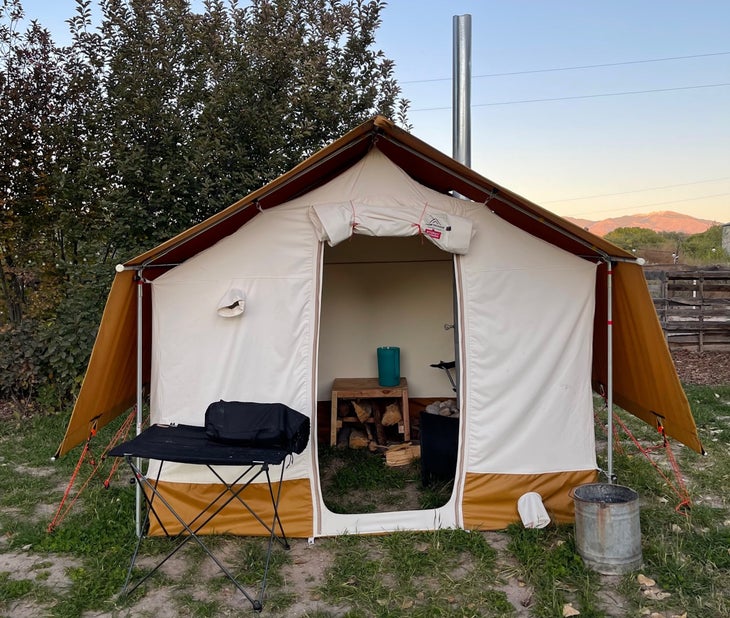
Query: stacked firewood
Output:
[[337, 400, 403, 451], [336, 400, 419, 466]]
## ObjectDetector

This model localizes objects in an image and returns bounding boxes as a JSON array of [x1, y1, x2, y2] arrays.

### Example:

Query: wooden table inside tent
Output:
[[330, 377, 410, 446]]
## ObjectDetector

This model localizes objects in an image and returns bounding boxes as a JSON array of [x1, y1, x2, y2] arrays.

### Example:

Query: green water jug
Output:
[[377, 347, 400, 387]]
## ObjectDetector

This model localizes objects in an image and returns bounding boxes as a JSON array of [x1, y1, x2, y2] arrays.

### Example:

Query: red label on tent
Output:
[[424, 228, 442, 240]]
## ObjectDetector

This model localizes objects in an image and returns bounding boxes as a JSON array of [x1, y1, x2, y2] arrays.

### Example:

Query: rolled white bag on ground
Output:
[[517, 492, 551, 529]]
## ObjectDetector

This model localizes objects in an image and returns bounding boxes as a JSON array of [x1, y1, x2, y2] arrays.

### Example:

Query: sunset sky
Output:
[[18, 0, 730, 223]]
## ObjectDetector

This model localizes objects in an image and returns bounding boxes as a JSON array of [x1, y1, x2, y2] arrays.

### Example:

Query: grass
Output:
[[316, 529, 513, 617], [0, 382, 728, 616], [591, 383, 730, 618], [506, 524, 602, 617], [318, 445, 453, 514]]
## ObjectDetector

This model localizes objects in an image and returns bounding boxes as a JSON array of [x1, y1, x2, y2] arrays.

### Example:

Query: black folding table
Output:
[[110, 423, 295, 612]]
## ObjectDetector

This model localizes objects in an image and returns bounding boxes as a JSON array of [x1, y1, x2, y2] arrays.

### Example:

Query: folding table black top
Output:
[[109, 424, 290, 466]]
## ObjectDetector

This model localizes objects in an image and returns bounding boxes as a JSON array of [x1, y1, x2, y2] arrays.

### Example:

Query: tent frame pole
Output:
[[135, 276, 144, 537], [605, 259, 615, 483]]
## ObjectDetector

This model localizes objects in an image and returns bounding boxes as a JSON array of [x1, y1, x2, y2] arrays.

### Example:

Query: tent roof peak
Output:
[[126, 116, 633, 272]]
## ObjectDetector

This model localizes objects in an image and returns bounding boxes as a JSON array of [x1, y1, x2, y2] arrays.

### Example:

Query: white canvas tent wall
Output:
[[57, 117, 702, 537]]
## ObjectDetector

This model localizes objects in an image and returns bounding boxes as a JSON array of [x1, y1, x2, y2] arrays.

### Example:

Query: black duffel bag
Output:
[[204, 400, 309, 454]]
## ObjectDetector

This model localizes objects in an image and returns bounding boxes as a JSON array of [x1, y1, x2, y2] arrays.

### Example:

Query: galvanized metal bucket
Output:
[[572, 483, 643, 575]]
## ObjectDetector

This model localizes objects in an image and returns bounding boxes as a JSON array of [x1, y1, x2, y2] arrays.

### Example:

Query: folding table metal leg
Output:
[[120, 456, 288, 612], [206, 465, 290, 551], [258, 463, 289, 603], [122, 458, 163, 594]]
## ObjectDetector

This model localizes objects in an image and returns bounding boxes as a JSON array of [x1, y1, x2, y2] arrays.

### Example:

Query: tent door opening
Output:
[[316, 235, 460, 514]]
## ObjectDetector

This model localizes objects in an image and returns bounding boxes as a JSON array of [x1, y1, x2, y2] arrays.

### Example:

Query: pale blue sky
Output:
[[16, 0, 730, 223]]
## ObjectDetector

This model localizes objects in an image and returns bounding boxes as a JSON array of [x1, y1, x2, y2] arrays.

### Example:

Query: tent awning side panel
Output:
[[56, 270, 149, 457], [592, 262, 702, 453]]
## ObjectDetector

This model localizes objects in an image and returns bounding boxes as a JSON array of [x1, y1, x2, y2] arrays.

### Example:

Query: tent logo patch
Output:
[[424, 216, 451, 240]]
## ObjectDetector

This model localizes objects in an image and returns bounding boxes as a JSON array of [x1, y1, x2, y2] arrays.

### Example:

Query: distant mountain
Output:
[[565, 210, 719, 237]]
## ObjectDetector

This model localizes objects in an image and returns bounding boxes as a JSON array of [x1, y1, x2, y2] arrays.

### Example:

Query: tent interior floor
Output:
[[317, 445, 454, 515]]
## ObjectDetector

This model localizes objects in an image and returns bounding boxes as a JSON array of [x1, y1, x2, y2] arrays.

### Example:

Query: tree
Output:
[[98, 0, 406, 253], [0, 0, 409, 405], [680, 225, 730, 264], [604, 227, 668, 252], [0, 0, 66, 326]]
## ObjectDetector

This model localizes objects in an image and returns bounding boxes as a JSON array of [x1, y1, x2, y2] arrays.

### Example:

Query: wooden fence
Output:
[[644, 269, 730, 352]]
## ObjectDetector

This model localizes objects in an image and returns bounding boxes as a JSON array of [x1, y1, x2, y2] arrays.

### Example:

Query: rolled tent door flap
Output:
[[309, 202, 474, 254]]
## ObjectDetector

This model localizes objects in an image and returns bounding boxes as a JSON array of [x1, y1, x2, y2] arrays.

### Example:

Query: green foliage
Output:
[[88, 0, 405, 253], [680, 225, 729, 264], [0, 319, 44, 401], [604, 226, 670, 251], [604, 224, 729, 265], [0, 262, 110, 405], [1, 0, 407, 405]]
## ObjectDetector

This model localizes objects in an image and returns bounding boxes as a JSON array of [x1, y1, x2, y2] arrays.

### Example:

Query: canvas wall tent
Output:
[[57, 116, 702, 537]]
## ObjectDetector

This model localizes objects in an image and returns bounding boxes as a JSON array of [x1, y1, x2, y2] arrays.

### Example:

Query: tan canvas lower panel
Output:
[[462, 470, 599, 530], [146, 478, 313, 538]]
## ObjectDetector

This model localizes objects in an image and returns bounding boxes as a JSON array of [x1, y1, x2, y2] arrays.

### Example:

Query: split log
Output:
[[385, 442, 421, 467], [349, 429, 369, 449], [353, 400, 372, 423], [381, 402, 402, 426]]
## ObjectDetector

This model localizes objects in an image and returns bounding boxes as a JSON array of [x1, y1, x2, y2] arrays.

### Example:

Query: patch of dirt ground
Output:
[[671, 349, 730, 385]]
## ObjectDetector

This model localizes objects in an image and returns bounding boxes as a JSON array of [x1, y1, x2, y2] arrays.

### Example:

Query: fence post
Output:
[[698, 273, 705, 353]]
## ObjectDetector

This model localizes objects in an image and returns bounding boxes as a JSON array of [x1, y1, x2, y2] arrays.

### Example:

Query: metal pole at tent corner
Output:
[[135, 276, 144, 537], [606, 260, 614, 483]]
